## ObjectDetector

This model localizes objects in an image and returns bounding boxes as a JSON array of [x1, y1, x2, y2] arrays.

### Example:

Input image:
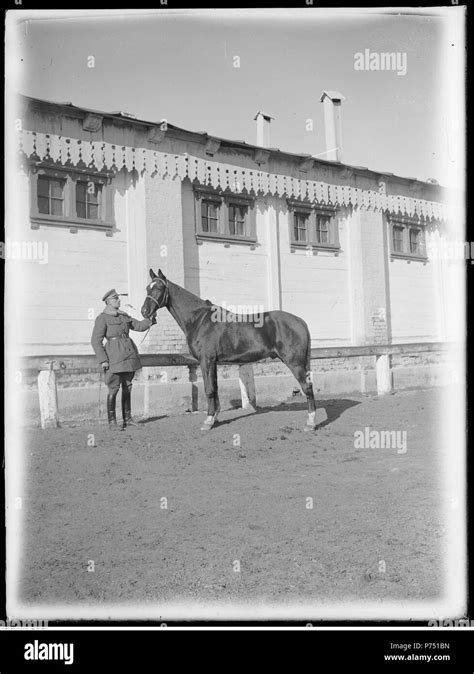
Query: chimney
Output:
[[254, 111, 273, 147], [319, 90, 345, 162]]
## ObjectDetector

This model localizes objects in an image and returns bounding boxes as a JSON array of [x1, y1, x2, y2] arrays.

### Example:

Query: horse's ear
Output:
[[149, 268, 157, 280], [158, 269, 166, 280]]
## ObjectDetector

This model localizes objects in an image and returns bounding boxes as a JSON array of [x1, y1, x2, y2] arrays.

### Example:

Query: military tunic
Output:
[[91, 309, 152, 373]]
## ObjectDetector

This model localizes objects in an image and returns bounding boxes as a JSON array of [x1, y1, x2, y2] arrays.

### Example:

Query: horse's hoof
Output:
[[303, 424, 315, 432], [200, 417, 215, 431]]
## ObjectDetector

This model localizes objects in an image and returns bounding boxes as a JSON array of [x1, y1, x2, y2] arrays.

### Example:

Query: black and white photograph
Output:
[[3, 4, 467, 636]]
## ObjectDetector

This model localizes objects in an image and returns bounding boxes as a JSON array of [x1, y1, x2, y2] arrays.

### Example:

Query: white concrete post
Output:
[[143, 373, 150, 417], [38, 365, 59, 429], [239, 364, 256, 410], [376, 354, 392, 395]]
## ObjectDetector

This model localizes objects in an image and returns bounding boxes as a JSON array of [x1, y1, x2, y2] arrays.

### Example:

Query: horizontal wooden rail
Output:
[[20, 341, 455, 373], [20, 341, 457, 429], [310, 341, 453, 359], [21, 353, 198, 371]]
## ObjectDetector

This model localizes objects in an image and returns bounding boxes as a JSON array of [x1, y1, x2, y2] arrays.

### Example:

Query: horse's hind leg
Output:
[[280, 359, 317, 431], [301, 369, 317, 431]]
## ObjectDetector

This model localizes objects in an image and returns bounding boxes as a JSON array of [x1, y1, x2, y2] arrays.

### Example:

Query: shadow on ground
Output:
[[218, 397, 362, 429], [138, 415, 169, 425]]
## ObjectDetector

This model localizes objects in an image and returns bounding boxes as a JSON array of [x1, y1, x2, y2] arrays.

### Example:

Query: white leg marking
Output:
[[200, 415, 215, 431], [303, 410, 316, 432]]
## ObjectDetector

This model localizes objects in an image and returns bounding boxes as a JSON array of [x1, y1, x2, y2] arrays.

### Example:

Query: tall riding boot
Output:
[[121, 386, 138, 429], [107, 392, 120, 430]]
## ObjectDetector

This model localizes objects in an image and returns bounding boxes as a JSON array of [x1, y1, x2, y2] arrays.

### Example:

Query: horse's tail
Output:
[[305, 322, 312, 375]]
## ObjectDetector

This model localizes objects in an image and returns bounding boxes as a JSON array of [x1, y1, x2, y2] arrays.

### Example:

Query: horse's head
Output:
[[141, 268, 169, 318]]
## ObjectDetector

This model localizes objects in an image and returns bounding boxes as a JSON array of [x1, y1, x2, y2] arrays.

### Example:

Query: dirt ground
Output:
[[17, 388, 446, 617]]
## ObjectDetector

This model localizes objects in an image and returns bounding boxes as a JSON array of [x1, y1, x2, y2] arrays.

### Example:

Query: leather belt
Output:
[[107, 335, 128, 340]]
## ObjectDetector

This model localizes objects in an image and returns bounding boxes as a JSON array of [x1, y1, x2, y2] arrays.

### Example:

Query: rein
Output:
[[139, 280, 169, 345]]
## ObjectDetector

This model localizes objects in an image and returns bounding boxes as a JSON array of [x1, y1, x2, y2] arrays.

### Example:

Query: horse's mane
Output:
[[204, 299, 230, 314], [203, 300, 262, 319]]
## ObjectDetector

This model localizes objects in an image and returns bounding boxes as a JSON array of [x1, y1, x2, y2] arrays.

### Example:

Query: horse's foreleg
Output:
[[210, 360, 220, 419], [200, 358, 219, 430]]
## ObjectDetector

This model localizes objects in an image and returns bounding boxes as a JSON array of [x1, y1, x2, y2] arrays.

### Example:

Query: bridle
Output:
[[146, 279, 169, 315]]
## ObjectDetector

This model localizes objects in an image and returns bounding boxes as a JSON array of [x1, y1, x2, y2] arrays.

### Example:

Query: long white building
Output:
[[7, 93, 463, 420]]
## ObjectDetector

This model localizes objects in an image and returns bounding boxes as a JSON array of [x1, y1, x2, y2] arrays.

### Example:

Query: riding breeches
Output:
[[104, 371, 135, 394]]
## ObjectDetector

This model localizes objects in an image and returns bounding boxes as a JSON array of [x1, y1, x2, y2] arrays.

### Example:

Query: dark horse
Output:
[[141, 269, 317, 431]]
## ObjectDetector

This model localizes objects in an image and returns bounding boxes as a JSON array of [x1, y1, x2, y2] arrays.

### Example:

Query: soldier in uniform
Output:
[[91, 289, 155, 430]]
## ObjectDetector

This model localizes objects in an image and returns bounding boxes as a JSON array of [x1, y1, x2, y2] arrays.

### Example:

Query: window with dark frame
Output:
[[228, 203, 248, 236], [194, 188, 256, 244], [316, 214, 330, 244], [389, 217, 427, 260], [409, 228, 422, 255], [287, 200, 340, 250], [30, 163, 115, 233], [37, 175, 65, 216], [76, 180, 103, 220], [393, 225, 404, 253], [294, 212, 309, 242], [201, 199, 220, 233]]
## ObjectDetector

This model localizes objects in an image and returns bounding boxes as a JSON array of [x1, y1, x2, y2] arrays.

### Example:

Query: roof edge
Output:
[[17, 93, 446, 193]]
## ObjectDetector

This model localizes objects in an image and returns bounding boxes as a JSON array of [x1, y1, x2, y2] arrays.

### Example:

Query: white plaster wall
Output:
[[9, 168, 129, 355], [388, 226, 441, 344], [279, 203, 352, 345]]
